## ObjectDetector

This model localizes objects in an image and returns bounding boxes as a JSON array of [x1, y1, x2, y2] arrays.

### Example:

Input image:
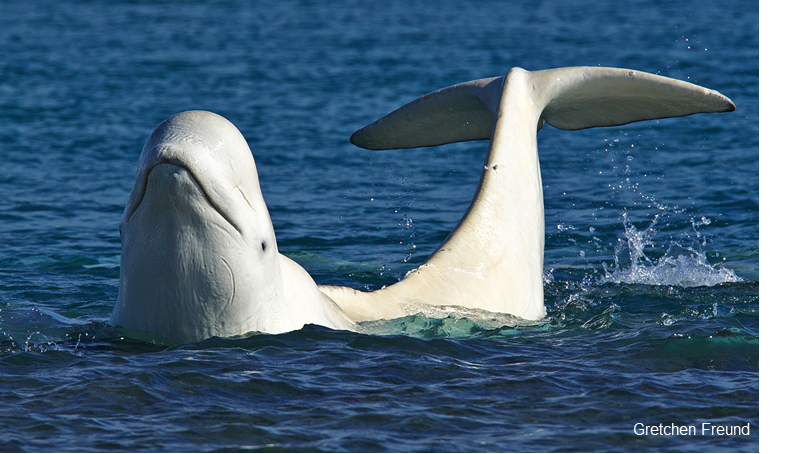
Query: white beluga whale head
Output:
[[110, 111, 352, 343]]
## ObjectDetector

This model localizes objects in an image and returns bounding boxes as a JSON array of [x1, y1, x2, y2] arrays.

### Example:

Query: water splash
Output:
[[601, 212, 740, 287]]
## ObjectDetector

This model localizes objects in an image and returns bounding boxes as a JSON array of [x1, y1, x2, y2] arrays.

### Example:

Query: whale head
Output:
[[110, 111, 350, 343]]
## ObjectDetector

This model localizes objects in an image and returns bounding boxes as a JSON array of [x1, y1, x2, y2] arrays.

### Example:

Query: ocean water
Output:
[[0, 0, 759, 452]]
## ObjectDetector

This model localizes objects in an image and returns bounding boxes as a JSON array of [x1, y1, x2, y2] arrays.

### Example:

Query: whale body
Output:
[[110, 66, 735, 343]]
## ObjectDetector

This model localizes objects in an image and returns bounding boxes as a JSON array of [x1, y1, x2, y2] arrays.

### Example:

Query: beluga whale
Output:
[[110, 66, 735, 343]]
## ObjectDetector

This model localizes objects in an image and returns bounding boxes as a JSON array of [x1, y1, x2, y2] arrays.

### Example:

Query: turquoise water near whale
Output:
[[0, 0, 759, 452]]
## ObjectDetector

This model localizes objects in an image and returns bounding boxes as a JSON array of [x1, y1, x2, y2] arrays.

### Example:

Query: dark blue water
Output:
[[0, 0, 758, 452]]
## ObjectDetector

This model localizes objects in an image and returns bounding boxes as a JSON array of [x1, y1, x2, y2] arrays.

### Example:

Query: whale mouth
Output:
[[125, 159, 242, 234]]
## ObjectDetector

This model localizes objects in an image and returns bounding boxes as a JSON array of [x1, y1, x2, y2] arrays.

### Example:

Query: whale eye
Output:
[[261, 241, 266, 252]]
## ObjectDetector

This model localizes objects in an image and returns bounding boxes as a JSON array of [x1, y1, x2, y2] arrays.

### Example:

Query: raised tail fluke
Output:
[[328, 66, 735, 324], [350, 66, 735, 150]]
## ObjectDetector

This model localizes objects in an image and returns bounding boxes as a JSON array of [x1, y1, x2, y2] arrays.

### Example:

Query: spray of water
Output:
[[600, 212, 740, 287]]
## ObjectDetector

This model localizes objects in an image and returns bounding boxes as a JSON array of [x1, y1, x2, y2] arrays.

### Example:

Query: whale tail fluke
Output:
[[350, 66, 735, 150], [333, 66, 735, 324]]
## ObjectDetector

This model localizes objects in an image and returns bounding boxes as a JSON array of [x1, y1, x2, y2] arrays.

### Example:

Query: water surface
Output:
[[0, 0, 758, 451]]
